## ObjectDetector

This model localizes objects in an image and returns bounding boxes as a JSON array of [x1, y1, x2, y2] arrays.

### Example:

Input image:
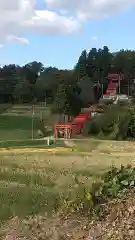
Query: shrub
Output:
[[116, 106, 135, 140], [116, 112, 130, 140], [61, 179, 103, 216], [127, 107, 135, 139], [62, 165, 135, 217], [83, 105, 123, 137], [82, 119, 92, 136], [102, 165, 135, 198], [0, 104, 11, 114], [35, 119, 48, 137], [82, 118, 101, 136], [82, 105, 134, 140]]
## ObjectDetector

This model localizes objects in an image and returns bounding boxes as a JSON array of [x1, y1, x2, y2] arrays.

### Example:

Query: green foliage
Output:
[[116, 106, 135, 140], [82, 105, 135, 140], [60, 180, 103, 216], [83, 105, 121, 136], [35, 119, 47, 137], [0, 47, 135, 115], [102, 165, 135, 198], [127, 107, 135, 139], [51, 82, 70, 114], [75, 50, 88, 79], [78, 76, 95, 106], [116, 110, 130, 139], [1, 47, 135, 120], [0, 104, 11, 114], [82, 119, 93, 136], [62, 165, 135, 217], [89, 117, 102, 134]]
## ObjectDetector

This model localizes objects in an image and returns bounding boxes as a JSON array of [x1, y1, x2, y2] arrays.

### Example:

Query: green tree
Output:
[[13, 80, 32, 103], [78, 75, 95, 106], [52, 82, 70, 115], [101, 46, 112, 77], [23, 61, 44, 84], [75, 50, 88, 81], [87, 48, 98, 80]]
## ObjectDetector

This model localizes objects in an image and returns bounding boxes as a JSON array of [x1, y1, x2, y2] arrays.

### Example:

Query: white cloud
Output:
[[45, 0, 135, 21], [0, 0, 134, 46], [23, 10, 80, 35], [91, 36, 98, 41], [7, 35, 29, 44]]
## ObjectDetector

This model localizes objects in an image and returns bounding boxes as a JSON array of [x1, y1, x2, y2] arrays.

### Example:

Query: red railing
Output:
[[104, 73, 122, 96]]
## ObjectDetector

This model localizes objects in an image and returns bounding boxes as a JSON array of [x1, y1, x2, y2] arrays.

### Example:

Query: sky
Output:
[[0, 0, 135, 69]]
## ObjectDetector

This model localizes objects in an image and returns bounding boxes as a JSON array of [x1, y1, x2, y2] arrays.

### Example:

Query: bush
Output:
[[0, 104, 11, 114], [127, 107, 135, 139], [116, 112, 130, 140], [102, 165, 135, 198], [35, 119, 48, 137], [82, 105, 134, 140], [116, 106, 135, 140], [82, 119, 92, 136], [61, 179, 103, 216], [62, 165, 135, 217], [83, 105, 123, 137], [82, 118, 101, 136]]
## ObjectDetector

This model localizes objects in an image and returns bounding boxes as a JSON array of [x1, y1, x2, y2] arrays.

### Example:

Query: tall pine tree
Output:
[[52, 82, 70, 115], [75, 50, 88, 81]]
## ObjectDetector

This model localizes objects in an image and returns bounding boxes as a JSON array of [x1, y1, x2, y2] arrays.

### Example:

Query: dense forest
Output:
[[1, 46, 135, 115]]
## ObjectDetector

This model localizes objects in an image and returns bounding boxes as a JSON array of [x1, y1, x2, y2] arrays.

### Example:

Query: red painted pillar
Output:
[[54, 125, 56, 136]]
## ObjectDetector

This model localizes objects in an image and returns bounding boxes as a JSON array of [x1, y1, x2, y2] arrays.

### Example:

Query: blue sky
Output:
[[0, 1, 135, 69]]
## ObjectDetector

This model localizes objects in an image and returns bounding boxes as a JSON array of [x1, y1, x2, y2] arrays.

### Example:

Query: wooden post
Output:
[[102, 83, 103, 97], [69, 129, 71, 139], [66, 127, 68, 139], [45, 92, 47, 107], [128, 75, 130, 97], [32, 105, 35, 140], [55, 128, 58, 139], [119, 74, 121, 94]]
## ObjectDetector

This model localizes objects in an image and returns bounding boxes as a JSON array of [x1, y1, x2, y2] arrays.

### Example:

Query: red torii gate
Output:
[[54, 112, 91, 139]]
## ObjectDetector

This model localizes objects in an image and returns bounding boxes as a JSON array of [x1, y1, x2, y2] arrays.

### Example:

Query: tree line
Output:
[[1, 46, 135, 115]]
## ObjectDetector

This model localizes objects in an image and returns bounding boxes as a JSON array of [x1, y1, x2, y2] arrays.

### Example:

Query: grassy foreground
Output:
[[0, 152, 117, 222], [1, 141, 135, 239]]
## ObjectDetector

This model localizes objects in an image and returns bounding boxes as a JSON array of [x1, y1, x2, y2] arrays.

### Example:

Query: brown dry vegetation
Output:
[[2, 193, 135, 240]]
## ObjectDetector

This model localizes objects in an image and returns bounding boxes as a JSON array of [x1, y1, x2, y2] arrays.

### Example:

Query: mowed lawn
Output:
[[0, 115, 37, 140], [0, 114, 65, 147]]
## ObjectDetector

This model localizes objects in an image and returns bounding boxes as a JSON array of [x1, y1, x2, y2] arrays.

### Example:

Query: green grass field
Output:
[[0, 139, 66, 149], [0, 115, 37, 140], [0, 105, 65, 148], [0, 115, 33, 130], [0, 104, 54, 142]]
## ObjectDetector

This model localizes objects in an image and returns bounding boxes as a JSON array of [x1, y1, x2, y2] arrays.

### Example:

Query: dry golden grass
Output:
[[0, 140, 135, 239]]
